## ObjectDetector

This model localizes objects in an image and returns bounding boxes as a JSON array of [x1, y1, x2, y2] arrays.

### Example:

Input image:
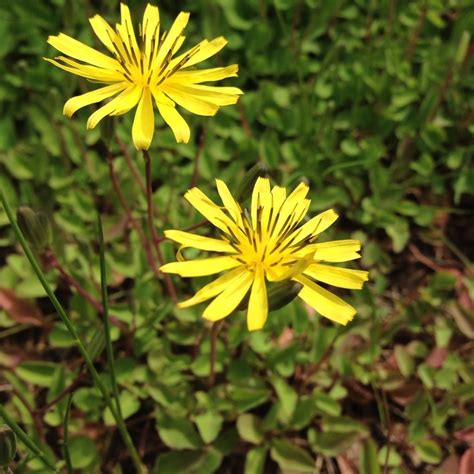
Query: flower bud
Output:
[[235, 162, 269, 201], [237, 280, 303, 313], [268, 280, 303, 311], [16, 207, 52, 250], [0, 425, 16, 467]]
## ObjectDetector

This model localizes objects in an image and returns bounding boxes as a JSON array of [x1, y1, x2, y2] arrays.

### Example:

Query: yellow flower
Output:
[[45, 3, 243, 150], [161, 178, 369, 331]]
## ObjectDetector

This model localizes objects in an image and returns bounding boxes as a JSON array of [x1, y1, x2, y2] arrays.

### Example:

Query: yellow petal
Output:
[[153, 11, 190, 77], [310, 240, 362, 262], [161, 84, 219, 116], [63, 83, 126, 117], [295, 275, 356, 325], [142, 4, 160, 58], [268, 185, 286, 231], [286, 181, 310, 204], [184, 187, 235, 234], [251, 177, 271, 229], [119, 3, 140, 61], [44, 57, 123, 82], [203, 270, 253, 321], [86, 86, 139, 129], [285, 209, 339, 247], [171, 65, 239, 84], [174, 37, 228, 68], [178, 266, 247, 308], [47, 33, 119, 70], [166, 83, 243, 106], [304, 263, 369, 289], [247, 267, 268, 331], [271, 182, 310, 238], [110, 85, 142, 116], [160, 256, 240, 277], [164, 229, 235, 253], [132, 88, 154, 150], [267, 253, 314, 282], [89, 15, 116, 52], [153, 91, 190, 143], [215, 179, 242, 224]]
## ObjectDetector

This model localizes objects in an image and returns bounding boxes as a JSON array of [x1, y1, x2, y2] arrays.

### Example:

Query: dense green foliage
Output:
[[0, 0, 473, 472]]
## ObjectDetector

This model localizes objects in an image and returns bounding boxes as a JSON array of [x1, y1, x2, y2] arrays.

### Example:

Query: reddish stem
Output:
[[46, 251, 126, 331], [106, 150, 162, 279], [142, 150, 177, 304], [116, 136, 147, 196]]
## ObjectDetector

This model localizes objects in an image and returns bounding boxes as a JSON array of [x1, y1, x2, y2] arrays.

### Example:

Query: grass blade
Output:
[[62, 393, 74, 474], [97, 214, 122, 418]]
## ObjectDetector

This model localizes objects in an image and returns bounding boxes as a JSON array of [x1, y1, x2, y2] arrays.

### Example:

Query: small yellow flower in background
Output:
[[45, 3, 242, 150], [161, 178, 369, 331]]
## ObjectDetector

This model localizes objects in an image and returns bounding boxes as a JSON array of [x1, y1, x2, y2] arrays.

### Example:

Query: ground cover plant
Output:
[[0, 0, 473, 472]]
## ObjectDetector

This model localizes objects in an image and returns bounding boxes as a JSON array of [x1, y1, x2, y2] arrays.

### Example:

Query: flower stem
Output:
[[142, 149, 177, 303], [0, 403, 57, 472], [106, 149, 162, 279], [0, 190, 143, 474], [97, 214, 122, 419], [209, 321, 223, 386], [116, 136, 147, 196]]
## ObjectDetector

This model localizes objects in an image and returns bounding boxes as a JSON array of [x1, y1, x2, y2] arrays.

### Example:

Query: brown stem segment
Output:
[[209, 321, 223, 386], [142, 149, 177, 303], [106, 150, 162, 279], [46, 251, 126, 331], [116, 136, 147, 196]]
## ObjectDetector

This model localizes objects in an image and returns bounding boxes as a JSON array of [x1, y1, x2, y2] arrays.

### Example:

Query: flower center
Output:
[[108, 21, 200, 88]]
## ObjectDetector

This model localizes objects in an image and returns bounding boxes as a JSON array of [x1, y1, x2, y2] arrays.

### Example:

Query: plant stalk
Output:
[[0, 190, 143, 474], [97, 214, 122, 418], [142, 149, 177, 303]]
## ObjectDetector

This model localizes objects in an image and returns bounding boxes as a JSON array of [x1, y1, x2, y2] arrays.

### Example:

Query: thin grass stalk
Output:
[[0, 190, 143, 474], [97, 214, 122, 418], [62, 394, 74, 474], [0, 404, 57, 472]]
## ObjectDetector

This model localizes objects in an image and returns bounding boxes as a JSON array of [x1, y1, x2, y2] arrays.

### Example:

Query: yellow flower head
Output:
[[45, 3, 243, 149], [161, 178, 369, 331]]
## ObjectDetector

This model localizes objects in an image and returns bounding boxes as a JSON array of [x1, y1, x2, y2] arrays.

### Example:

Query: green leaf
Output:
[[229, 385, 270, 412], [237, 414, 264, 445], [386, 218, 410, 253], [153, 449, 222, 474], [157, 415, 203, 450], [415, 439, 443, 464], [104, 391, 140, 425], [270, 439, 314, 472], [16, 361, 59, 387], [69, 435, 99, 470], [378, 446, 402, 467], [417, 364, 435, 389], [312, 391, 341, 416], [360, 439, 381, 474], [321, 416, 369, 434], [394, 345, 415, 377], [194, 412, 223, 444], [271, 377, 298, 423], [308, 429, 360, 457], [406, 392, 429, 420], [244, 447, 267, 474]]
